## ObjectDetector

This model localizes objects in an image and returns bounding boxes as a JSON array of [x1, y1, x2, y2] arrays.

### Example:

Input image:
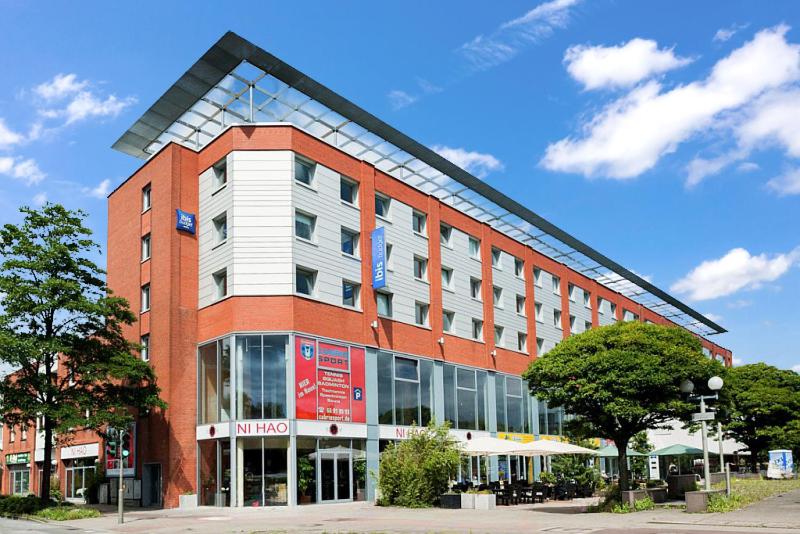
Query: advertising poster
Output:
[[294, 337, 366, 423]]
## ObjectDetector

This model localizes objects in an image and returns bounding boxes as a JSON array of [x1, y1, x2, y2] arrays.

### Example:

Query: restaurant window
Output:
[[377, 352, 433, 426], [236, 335, 287, 420], [65, 458, 96, 500], [199, 337, 232, 424], [496, 375, 531, 434], [443, 364, 487, 431]]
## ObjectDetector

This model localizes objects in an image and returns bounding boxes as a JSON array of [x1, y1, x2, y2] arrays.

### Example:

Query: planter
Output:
[[460, 494, 475, 509], [439, 494, 461, 509], [179, 494, 198, 509], [474, 493, 496, 510], [667, 474, 699, 499], [685, 489, 724, 513], [621, 489, 648, 507], [646, 487, 667, 503]]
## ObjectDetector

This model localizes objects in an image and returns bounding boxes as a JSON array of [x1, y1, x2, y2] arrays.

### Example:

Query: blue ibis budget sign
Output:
[[371, 227, 386, 289], [176, 209, 196, 234]]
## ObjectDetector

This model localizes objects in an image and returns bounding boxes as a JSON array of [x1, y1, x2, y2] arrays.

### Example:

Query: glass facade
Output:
[[236, 335, 288, 420], [496, 376, 531, 434], [377, 352, 433, 426], [443, 364, 488, 430], [198, 338, 231, 424], [64, 459, 96, 500]]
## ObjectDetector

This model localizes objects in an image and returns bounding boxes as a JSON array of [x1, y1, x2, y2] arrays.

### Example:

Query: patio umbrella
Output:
[[595, 444, 647, 458], [461, 436, 527, 456], [650, 444, 704, 456], [512, 439, 599, 456]]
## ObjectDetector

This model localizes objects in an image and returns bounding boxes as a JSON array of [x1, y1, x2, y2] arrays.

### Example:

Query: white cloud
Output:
[[564, 38, 692, 90], [387, 90, 417, 110], [43, 92, 136, 126], [766, 167, 800, 196], [0, 119, 24, 150], [737, 88, 800, 157], [685, 151, 745, 188], [704, 312, 724, 323], [0, 156, 46, 185], [432, 145, 504, 178], [32, 192, 47, 206], [737, 161, 759, 172], [83, 178, 111, 199], [542, 25, 800, 179], [671, 246, 800, 301], [714, 23, 749, 43], [792, 364, 800, 372], [727, 299, 752, 309], [733, 357, 744, 366], [33, 73, 88, 101], [460, 0, 580, 71]]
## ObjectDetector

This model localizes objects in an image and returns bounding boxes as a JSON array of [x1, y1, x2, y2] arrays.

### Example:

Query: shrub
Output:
[[539, 471, 557, 484], [634, 497, 656, 511], [35, 507, 100, 521], [376, 421, 460, 508]]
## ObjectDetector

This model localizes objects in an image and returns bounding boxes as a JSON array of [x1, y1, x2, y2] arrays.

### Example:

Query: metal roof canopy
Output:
[[112, 31, 726, 338]]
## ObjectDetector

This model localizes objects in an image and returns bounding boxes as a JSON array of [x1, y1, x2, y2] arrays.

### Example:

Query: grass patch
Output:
[[34, 506, 101, 521], [708, 477, 800, 513]]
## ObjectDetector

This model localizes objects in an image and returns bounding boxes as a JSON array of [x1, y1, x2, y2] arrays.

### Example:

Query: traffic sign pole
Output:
[[118, 429, 125, 524]]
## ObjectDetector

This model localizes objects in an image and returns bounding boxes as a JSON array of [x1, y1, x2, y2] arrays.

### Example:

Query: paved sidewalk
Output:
[[31, 490, 800, 533]]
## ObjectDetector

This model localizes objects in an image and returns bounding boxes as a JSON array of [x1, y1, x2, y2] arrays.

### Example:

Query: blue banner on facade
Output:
[[371, 227, 386, 289], [175, 209, 196, 234]]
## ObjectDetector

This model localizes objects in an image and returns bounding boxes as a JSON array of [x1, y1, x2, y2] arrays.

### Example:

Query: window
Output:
[[9, 426, 15, 442], [376, 291, 393, 317], [517, 332, 527, 352], [494, 326, 505, 346], [440, 224, 452, 247], [340, 227, 359, 256], [584, 292, 591, 308], [200, 337, 233, 423], [295, 211, 315, 241], [412, 211, 427, 235], [10, 467, 29, 495], [491, 247, 502, 268], [610, 302, 617, 318], [21, 426, 27, 441], [141, 234, 151, 261], [213, 213, 228, 245], [414, 302, 429, 326], [569, 315, 577, 334], [585, 321, 593, 332], [140, 334, 150, 362], [443, 310, 455, 333], [375, 194, 390, 218], [516, 294, 526, 315], [470, 277, 482, 300], [535, 302, 543, 322], [497, 376, 529, 434], [554, 309, 562, 329], [413, 255, 428, 281], [468, 236, 480, 259], [514, 258, 524, 278], [378, 353, 433, 426], [471, 319, 483, 341], [493, 286, 503, 308], [536, 337, 544, 355], [294, 157, 315, 185], [340, 177, 358, 204], [141, 284, 150, 312], [534, 268, 542, 287], [444, 364, 487, 431], [441, 266, 454, 290], [142, 184, 151, 212], [624, 310, 639, 322], [385, 243, 394, 270], [213, 269, 227, 300], [552, 276, 561, 295], [296, 267, 316, 296], [212, 159, 227, 190], [235, 335, 287, 420], [568, 284, 577, 302], [342, 280, 360, 308]]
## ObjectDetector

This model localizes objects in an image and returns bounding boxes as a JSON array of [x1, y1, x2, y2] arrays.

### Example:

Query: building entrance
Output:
[[319, 448, 350, 502]]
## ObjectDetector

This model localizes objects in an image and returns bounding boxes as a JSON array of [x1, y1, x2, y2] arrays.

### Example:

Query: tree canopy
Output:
[[0, 204, 166, 502], [722, 363, 800, 470], [523, 321, 723, 490]]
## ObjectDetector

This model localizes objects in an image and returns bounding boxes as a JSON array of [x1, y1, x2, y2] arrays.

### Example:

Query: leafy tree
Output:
[[630, 431, 654, 479], [524, 321, 723, 491], [0, 204, 166, 503], [722, 363, 800, 472], [377, 421, 460, 507]]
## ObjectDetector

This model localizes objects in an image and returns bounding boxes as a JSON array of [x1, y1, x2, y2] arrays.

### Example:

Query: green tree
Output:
[[629, 432, 654, 479], [722, 363, 800, 472], [0, 204, 166, 503], [523, 321, 723, 491], [377, 421, 460, 507]]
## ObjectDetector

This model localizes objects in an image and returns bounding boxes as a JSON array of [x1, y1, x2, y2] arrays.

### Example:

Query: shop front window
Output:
[[199, 338, 231, 424], [496, 375, 532, 434], [65, 458, 96, 500], [240, 437, 288, 506], [199, 440, 230, 506], [444, 365, 487, 430], [377, 352, 433, 426], [11, 467, 29, 495], [236, 335, 287, 420]]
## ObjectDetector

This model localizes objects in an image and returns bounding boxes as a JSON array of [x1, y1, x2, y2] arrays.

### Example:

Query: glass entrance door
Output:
[[318, 450, 351, 502]]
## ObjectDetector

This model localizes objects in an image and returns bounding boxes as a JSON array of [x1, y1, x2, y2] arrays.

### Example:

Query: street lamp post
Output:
[[680, 376, 723, 492]]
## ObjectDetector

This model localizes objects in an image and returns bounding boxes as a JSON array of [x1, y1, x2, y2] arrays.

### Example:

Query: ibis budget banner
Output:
[[371, 227, 386, 289], [175, 209, 196, 234]]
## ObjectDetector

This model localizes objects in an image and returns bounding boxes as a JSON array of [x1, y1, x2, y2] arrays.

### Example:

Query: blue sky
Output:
[[0, 1, 798, 371]]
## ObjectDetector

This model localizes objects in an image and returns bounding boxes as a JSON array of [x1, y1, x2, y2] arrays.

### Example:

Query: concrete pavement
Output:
[[2, 490, 798, 534]]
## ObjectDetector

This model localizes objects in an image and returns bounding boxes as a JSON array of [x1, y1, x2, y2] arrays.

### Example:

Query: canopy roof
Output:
[[651, 444, 704, 456], [512, 440, 599, 457], [595, 444, 647, 458], [112, 31, 726, 338]]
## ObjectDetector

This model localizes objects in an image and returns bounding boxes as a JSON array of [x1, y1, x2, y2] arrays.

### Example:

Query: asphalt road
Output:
[[0, 517, 103, 534]]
